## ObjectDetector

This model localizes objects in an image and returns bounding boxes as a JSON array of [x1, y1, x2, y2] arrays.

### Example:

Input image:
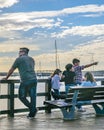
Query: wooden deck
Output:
[[1, 106, 104, 130]]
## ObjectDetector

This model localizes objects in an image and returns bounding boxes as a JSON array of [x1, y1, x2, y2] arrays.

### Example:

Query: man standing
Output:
[[3, 47, 37, 119]]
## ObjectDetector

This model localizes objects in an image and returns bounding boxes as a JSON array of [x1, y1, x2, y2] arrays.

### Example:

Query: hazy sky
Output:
[[0, 0, 104, 72]]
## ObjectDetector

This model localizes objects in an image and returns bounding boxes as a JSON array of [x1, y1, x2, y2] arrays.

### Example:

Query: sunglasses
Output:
[[19, 50, 24, 52]]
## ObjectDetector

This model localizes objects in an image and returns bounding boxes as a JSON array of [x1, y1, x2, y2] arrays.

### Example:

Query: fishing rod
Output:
[[55, 40, 61, 69], [0, 80, 1, 115]]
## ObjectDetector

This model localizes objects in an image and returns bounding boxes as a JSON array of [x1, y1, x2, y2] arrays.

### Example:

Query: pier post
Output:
[[101, 81, 104, 85], [8, 83, 15, 117], [45, 79, 51, 113]]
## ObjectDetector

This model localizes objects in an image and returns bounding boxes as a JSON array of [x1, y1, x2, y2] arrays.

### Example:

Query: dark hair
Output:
[[20, 47, 29, 54], [72, 58, 80, 64], [51, 69, 62, 77], [65, 63, 73, 71]]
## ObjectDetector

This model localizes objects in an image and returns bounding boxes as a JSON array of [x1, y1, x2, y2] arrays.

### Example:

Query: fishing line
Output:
[[0, 80, 1, 115]]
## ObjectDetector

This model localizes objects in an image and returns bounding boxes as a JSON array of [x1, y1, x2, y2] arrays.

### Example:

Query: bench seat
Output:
[[44, 86, 104, 120], [44, 99, 72, 108]]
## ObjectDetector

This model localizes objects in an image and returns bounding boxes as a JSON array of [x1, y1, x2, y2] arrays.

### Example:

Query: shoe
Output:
[[51, 90, 60, 100], [77, 108, 86, 112], [27, 108, 38, 119], [27, 115, 34, 119]]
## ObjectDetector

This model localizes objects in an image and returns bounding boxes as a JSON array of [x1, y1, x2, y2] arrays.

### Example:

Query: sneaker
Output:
[[27, 115, 34, 119], [77, 108, 86, 112], [27, 108, 38, 119]]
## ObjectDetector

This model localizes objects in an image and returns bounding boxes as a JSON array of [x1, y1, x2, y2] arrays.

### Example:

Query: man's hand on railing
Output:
[[1, 77, 8, 80]]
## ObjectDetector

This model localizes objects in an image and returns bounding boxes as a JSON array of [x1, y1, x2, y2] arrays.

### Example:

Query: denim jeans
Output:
[[65, 84, 81, 109], [53, 89, 60, 96], [18, 79, 37, 116], [65, 84, 75, 94], [51, 89, 60, 100]]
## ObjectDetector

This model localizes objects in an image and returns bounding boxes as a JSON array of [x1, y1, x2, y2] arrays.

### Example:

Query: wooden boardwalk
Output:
[[1, 107, 104, 130]]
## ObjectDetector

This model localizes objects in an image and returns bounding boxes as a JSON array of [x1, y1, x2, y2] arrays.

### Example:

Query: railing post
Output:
[[101, 81, 104, 85], [8, 82, 15, 117], [45, 79, 51, 113]]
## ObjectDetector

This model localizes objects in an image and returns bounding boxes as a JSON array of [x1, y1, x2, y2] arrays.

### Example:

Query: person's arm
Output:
[[60, 72, 65, 82], [3, 67, 15, 80], [84, 62, 98, 68]]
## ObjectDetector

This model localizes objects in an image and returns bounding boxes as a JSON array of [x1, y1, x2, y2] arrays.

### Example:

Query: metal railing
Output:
[[0, 79, 51, 117], [0, 78, 104, 117]]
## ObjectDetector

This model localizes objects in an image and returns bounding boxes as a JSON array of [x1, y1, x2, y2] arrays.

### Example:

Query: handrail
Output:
[[0, 79, 51, 117], [0, 78, 104, 117]]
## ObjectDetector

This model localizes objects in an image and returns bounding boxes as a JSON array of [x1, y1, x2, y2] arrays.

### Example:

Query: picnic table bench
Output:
[[44, 86, 104, 120]]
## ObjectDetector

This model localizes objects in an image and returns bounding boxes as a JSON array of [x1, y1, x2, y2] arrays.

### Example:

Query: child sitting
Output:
[[51, 69, 62, 100]]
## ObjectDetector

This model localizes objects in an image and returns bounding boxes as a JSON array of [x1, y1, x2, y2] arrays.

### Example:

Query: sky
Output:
[[0, 0, 104, 72]]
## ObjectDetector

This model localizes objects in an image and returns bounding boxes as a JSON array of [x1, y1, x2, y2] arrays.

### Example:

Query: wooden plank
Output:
[[64, 87, 104, 104], [44, 100, 72, 108]]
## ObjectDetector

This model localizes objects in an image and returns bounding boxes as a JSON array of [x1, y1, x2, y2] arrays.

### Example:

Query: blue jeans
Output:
[[51, 89, 60, 100], [53, 89, 60, 96], [65, 84, 81, 109], [65, 84, 75, 94], [18, 79, 37, 116]]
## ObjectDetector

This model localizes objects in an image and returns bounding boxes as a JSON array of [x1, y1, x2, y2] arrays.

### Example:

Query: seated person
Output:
[[51, 69, 62, 100], [81, 72, 97, 87]]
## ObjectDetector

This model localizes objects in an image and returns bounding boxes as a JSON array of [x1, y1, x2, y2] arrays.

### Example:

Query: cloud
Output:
[[0, 36, 104, 72], [0, 0, 19, 8], [62, 4, 104, 15], [0, 17, 61, 31], [0, 3, 104, 71], [82, 12, 104, 18], [34, 38, 104, 71], [52, 24, 104, 38], [0, 30, 21, 39], [0, 4, 104, 32], [0, 42, 39, 53]]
